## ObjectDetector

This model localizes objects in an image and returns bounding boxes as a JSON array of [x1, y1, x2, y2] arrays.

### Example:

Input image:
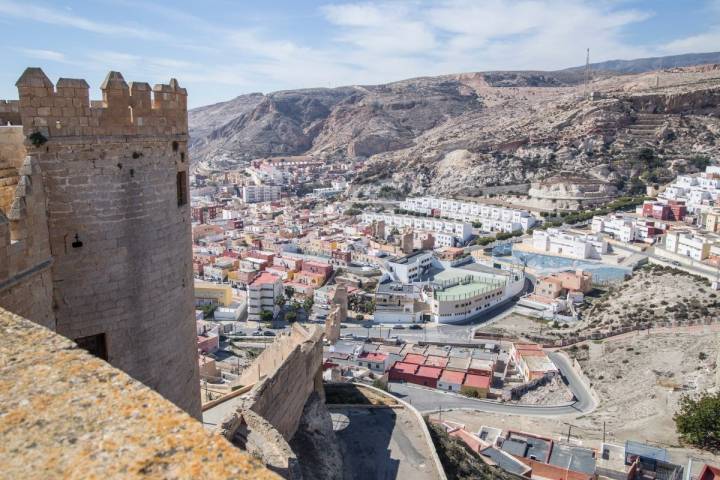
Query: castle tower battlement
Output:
[[0, 100, 20, 125], [11, 68, 187, 139], [0, 67, 200, 418]]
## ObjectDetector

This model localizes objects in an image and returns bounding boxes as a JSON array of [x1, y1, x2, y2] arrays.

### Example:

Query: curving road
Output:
[[388, 351, 596, 417]]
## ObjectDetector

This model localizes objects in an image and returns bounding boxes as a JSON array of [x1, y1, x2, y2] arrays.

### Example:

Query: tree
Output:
[[284, 285, 295, 299], [275, 294, 286, 308], [285, 311, 297, 323], [303, 297, 314, 312], [260, 310, 274, 323], [355, 313, 364, 322], [674, 391, 720, 451]]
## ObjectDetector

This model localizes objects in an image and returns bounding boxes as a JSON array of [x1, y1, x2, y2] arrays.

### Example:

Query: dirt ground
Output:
[[566, 330, 719, 447], [578, 265, 720, 332], [513, 376, 574, 406], [477, 311, 550, 340], [434, 328, 720, 469], [479, 266, 720, 342]]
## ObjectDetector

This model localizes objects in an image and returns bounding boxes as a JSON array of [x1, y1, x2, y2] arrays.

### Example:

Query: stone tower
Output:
[[0, 68, 200, 417]]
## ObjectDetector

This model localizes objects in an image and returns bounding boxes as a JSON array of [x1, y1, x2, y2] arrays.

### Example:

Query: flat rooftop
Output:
[[389, 250, 432, 265], [435, 281, 500, 301]]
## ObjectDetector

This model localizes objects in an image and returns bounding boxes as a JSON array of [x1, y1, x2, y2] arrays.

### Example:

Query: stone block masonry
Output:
[[0, 68, 200, 418]]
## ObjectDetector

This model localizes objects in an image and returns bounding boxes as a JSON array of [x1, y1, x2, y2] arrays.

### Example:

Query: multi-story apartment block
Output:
[[532, 228, 608, 259], [663, 229, 718, 261], [374, 283, 426, 324], [660, 166, 720, 213], [386, 251, 434, 283], [362, 212, 472, 245], [242, 184, 281, 203], [639, 199, 686, 221], [399, 196, 537, 232], [591, 214, 665, 243], [247, 272, 283, 321]]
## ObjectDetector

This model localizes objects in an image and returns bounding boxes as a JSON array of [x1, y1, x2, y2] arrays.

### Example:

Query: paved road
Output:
[[389, 351, 595, 417]]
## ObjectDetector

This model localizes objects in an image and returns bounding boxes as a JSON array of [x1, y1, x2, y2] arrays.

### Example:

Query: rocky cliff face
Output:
[[189, 56, 720, 196]]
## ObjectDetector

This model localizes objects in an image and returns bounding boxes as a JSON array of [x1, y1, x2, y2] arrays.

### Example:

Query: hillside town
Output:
[[189, 154, 720, 479], [4, 4, 720, 479]]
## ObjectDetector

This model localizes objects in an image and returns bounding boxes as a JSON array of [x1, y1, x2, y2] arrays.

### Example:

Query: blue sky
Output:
[[1, 0, 719, 107]]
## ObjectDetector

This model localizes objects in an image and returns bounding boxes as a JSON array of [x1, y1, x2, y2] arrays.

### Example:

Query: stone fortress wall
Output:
[[0, 126, 54, 325], [0, 68, 200, 418], [0, 100, 20, 125], [219, 324, 326, 478]]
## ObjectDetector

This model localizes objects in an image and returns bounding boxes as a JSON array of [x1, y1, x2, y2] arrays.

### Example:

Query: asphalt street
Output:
[[388, 351, 595, 417]]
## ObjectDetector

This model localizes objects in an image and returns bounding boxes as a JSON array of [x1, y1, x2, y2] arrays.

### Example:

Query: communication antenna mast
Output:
[[584, 48, 591, 99]]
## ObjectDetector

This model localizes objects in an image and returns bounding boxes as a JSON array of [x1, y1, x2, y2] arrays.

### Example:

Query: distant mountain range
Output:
[[189, 52, 720, 197], [563, 51, 720, 75]]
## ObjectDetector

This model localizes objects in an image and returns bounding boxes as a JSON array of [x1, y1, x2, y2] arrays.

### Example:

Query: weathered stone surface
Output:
[[0, 307, 276, 479], [0, 68, 200, 418]]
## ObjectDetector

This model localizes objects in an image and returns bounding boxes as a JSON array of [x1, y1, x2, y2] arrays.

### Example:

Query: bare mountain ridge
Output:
[[189, 52, 720, 196]]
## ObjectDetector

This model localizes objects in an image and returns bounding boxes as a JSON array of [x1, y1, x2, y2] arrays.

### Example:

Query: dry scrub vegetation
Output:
[[580, 265, 719, 331]]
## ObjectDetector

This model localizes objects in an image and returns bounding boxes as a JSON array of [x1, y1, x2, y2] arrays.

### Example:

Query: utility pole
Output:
[[603, 421, 606, 444], [584, 48, 591, 100], [567, 423, 572, 442]]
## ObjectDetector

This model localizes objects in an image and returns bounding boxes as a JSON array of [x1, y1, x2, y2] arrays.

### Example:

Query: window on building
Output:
[[74, 333, 108, 361], [177, 171, 188, 206]]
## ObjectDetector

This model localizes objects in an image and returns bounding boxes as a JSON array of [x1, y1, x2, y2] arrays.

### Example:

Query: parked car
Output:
[[392, 325, 406, 330], [251, 331, 263, 336], [263, 331, 276, 337], [409, 324, 423, 330]]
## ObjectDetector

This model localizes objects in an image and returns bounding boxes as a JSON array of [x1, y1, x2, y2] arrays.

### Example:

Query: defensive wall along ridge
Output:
[[215, 323, 326, 479], [0, 67, 200, 418]]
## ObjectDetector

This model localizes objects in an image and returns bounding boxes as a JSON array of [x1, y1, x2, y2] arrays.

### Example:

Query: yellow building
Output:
[[194, 280, 233, 307]]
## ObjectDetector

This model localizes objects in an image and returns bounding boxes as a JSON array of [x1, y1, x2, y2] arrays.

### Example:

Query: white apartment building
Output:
[[362, 212, 473, 245], [592, 213, 665, 243], [591, 214, 636, 242], [247, 166, 284, 185], [532, 228, 608, 259], [374, 283, 425, 324], [663, 230, 716, 261], [247, 272, 283, 321], [386, 251, 434, 283], [242, 185, 281, 203], [660, 166, 720, 213], [399, 196, 537, 232]]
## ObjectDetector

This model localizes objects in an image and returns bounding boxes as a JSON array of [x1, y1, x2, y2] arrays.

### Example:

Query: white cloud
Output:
[[15, 48, 67, 63], [661, 28, 720, 55], [0, 0, 170, 40], [6, 0, 720, 107]]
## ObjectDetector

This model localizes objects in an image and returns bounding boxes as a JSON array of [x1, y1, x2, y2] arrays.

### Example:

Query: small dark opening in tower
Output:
[[75, 333, 108, 361], [176, 170, 188, 206], [180, 152, 185, 162], [172, 140, 179, 152]]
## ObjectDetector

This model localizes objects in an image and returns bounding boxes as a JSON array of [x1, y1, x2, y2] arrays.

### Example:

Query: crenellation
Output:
[[12, 68, 189, 139], [0, 67, 199, 417], [0, 100, 21, 125]]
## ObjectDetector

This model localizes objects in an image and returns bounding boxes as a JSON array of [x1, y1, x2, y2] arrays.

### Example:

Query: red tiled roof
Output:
[[440, 370, 465, 385], [249, 271, 280, 286], [359, 352, 388, 362], [390, 362, 418, 375], [463, 374, 490, 389], [416, 366, 443, 379], [404, 353, 427, 365]]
